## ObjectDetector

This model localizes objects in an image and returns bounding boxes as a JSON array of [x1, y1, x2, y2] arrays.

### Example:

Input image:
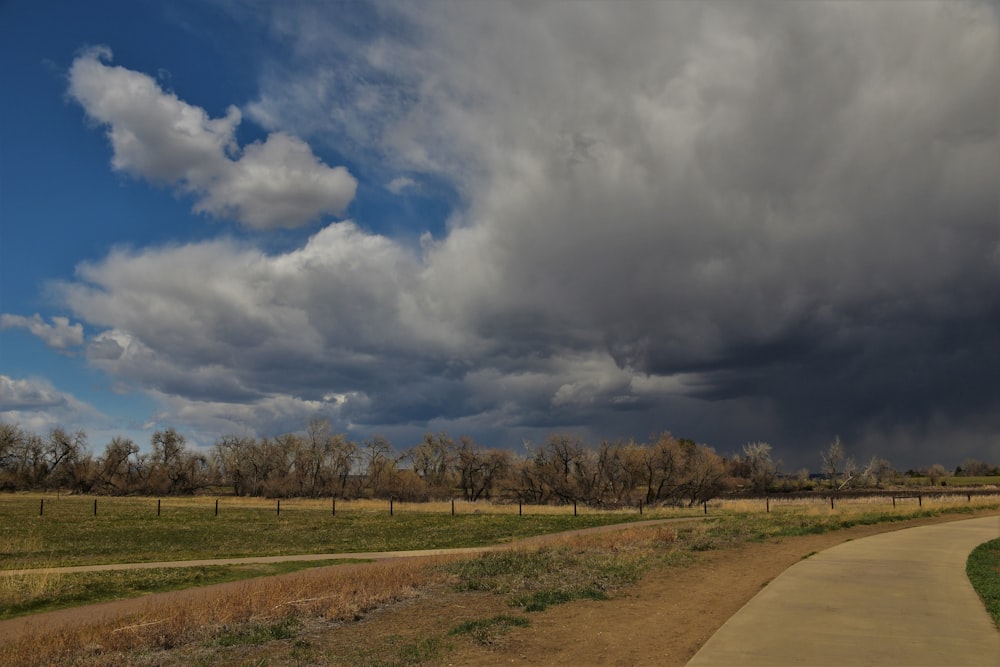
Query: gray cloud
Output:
[[0, 375, 116, 442], [40, 2, 1000, 467], [0, 375, 68, 411], [0, 313, 84, 350]]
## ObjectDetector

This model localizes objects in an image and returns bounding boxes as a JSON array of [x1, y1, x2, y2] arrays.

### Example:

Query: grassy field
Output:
[[899, 475, 1000, 487], [3, 492, 996, 572], [0, 494, 997, 666], [967, 537, 1000, 629], [0, 494, 664, 569]]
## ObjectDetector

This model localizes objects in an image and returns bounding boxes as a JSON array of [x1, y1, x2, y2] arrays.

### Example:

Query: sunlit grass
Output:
[[0, 494, 671, 569], [1, 496, 997, 667], [967, 538, 1000, 629], [0, 556, 446, 667], [0, 559, 365, 620]]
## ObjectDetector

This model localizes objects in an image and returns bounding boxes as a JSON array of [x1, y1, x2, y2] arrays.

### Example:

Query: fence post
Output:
[[639, 500, 643, 516], [451, 497, 455, 516], [277, 499, 281, 517], [892, 496, 896, 508], [332, 497, 336, 516], [766, 497, 770, 513], [573, 501, 578, 517], [158, 498, 161, 516], [215, 499, 219, 516], [830, 496, 835, 509], [918, 495, 922, 507], [390, 497, 394, 516], [519, 500, 522, 516], [39, 498, 43, 516], [703, 501, 708, 515], [94, 498, 98, 516]]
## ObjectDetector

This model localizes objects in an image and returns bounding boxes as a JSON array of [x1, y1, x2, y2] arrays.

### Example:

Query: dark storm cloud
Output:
[[50, 1, 999, 467]]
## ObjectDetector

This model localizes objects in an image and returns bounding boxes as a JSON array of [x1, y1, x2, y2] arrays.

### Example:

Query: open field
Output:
[[0, 494, 666, 569], [1, 493, 997, 665], [4, 492, 996, 569]]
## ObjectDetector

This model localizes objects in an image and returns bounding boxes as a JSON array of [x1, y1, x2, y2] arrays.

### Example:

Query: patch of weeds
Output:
[[448, 549, 560, 594], [967, 537, 1000, 629], [687, 538, 719, 552], [212, 617, 297, 647], [446, 546, 642, 613], [512, 587, 607, 612], [354, 635, 445, 666], [450, 614, 530, 645], [396, 637, 444, 664]]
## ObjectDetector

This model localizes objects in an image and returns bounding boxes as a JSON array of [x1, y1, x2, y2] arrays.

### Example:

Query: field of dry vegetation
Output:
[[1, 493, 998, 666]]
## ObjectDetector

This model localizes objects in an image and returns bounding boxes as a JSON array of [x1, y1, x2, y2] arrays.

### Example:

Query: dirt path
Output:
[[3, 511, 997, 666], [0, 517, 701, 642]]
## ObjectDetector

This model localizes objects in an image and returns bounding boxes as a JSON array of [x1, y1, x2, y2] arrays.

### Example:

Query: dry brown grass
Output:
[[0, 556, 457, 667]]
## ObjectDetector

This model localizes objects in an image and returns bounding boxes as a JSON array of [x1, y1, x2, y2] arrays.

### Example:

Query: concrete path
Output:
[[687, 515, 1000, 667]]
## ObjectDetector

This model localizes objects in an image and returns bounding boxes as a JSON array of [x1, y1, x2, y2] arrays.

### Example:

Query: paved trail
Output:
[[687, 515, 1000, 667]]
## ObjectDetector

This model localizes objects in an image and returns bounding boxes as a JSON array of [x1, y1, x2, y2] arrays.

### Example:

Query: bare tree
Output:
[[957, 458, 992, 477], [595, 440, 644, 505], [407, 433, 456, 490], [642, 433, 685, 504], [741, 441, 778, 494], [861, 456, 894, 488], [821, 437, 845, 490], [680, 440, 729, 506], [925, 463, 948, 486], [362, 435, 396, 497], [150, 428, 206, 494], [455, 436, 510, 501]]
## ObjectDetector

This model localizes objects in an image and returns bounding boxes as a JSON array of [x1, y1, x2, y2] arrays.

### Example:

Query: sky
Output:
[[0, 1, 997, 470]]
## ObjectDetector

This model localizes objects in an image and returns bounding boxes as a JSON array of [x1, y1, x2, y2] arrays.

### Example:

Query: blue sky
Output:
[[1, 1, 998, 469]]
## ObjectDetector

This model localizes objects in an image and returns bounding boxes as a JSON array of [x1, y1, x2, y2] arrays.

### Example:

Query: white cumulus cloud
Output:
[[68, 46, 356, 230], [0, 313, 84, 349]]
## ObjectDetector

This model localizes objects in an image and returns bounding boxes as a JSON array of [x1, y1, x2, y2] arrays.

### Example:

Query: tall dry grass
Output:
[[0, 556, 456, 667], [0, 536, 64, 613]]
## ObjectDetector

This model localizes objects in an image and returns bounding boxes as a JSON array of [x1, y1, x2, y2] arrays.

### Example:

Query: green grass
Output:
[[513, 586, 607, 611], [339, 634, 446, 667], [212, 617, 299, 647], [967, 537, 1000, 629], [447, 544, 647, 612], [0, 559, 364, 620], [0, 495, 652, 569], [450, 614, 530, 645], [685, 505, 984, 548]]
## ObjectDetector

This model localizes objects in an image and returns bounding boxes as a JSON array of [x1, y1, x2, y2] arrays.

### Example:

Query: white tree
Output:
[[821, 437, 845, 490], [741, 441, 777, 494]]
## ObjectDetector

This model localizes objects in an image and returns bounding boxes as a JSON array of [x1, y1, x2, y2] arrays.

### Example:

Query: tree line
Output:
[[1, 420, 996, 504]]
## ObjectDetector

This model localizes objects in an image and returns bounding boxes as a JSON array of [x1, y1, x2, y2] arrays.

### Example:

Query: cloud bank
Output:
[[35, 2, 1000, 466]]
